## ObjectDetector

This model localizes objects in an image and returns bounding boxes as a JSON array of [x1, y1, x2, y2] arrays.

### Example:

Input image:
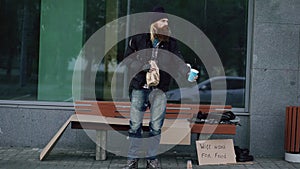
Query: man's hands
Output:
[[186, 64, 198, 82]]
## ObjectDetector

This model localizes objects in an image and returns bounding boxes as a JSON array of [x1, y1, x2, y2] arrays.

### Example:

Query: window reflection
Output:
[[0, 0, 40, 100], [0, 0, 248, 108]]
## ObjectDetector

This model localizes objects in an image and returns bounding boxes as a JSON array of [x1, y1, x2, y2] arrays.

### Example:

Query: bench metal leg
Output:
[[96, 130, 107, 160]]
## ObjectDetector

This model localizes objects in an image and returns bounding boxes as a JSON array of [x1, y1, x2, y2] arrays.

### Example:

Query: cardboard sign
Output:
[[160, 119, 191, 145], [196, 139, 236, 165]]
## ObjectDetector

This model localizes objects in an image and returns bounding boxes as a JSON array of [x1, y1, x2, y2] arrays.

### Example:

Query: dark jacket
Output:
[[124, 33, 190, 93]]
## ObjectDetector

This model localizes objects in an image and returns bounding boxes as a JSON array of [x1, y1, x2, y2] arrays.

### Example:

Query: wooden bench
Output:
[[40, 101, 236, 161]]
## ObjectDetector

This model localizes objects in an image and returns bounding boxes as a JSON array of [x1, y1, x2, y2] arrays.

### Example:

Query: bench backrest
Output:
[[74, 101, 231, 120]]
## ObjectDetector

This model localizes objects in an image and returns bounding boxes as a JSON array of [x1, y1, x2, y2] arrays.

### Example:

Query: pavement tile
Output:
[[1, 147, 300, 169]]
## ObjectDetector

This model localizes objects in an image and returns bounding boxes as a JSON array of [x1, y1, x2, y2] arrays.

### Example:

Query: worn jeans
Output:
[[128, 88, 167, 160]]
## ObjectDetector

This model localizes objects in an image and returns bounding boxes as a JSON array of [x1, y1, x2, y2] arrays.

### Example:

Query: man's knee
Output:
[[129, 121, 142, 137], [149, 122, 162, 136], [149, 129, 161, 137]]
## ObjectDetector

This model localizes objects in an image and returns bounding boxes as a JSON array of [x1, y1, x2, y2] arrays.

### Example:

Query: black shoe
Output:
[[234, 146, 254, 162], [236, 154, 254, 162], [146, 159, 160, 169], [234, 146, 249, 155], [122, 159, 138, 169]]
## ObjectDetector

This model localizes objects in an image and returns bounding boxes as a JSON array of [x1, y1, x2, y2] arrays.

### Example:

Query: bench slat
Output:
[[191, 123, 236, 135], [75, 101, 231, 115], [71, 121, 236, 135]]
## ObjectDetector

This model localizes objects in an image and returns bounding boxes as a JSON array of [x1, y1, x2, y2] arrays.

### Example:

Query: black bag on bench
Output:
[[195, 111, 236, 124]]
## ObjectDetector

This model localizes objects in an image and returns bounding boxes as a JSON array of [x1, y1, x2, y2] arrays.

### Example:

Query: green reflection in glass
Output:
[[38, 0, 84, 101]]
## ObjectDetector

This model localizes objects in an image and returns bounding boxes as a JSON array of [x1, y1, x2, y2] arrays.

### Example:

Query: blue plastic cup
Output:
[[188, 69, 199, 82]]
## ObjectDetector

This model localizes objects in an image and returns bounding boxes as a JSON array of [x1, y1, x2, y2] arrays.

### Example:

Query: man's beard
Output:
[[156, 26, 170, 42]]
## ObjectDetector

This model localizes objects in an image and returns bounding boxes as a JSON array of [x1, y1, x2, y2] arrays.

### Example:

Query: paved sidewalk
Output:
[[0, 147, 300, 169]]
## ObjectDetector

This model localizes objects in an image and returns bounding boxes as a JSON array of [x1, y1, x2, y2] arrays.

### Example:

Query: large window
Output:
[[0, 0, 249, 108]]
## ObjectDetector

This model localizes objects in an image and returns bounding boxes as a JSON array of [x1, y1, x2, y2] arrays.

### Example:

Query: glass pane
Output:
[[38, 0, 84, 101], [118, 0, 248, 107], [0, 0, 40, 100], [0, 0, 248, 108]]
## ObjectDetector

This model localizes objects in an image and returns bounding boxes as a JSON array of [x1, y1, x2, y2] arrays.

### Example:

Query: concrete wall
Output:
[[249, 0, 300, 157], [0, 107, 94, 149]]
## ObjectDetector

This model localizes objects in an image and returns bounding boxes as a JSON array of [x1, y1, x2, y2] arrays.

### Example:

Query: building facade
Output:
[[0, 0, 299, 158]]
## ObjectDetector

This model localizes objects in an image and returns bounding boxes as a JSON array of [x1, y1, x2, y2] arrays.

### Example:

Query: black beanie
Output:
[[150, 6, 168, 24]]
